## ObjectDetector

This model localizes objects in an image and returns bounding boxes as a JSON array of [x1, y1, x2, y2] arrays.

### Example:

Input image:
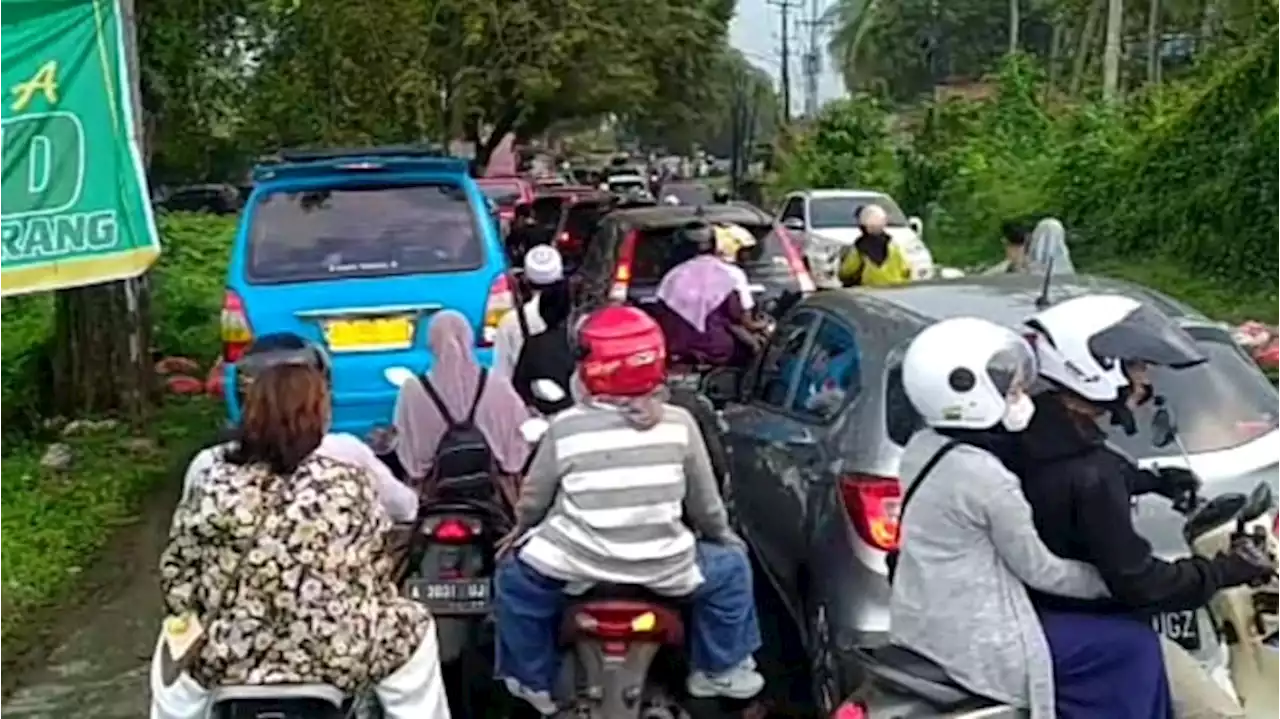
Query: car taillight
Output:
[[482, 273, 514, 346], [610, 230, 638, 302], [432, 518, 475, 544], [840, 474, 902, 551], [776, 225, 816, 293], [831, 700, 868, 719], [220, 290, 253, 362]]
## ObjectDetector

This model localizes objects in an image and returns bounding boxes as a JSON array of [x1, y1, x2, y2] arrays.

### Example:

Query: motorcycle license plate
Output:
[[1152, 609, 1201, 652], [405, 578, 491, 614]]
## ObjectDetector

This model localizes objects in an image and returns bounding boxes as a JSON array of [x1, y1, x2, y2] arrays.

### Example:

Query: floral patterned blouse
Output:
[[160, 453, 430, 692]]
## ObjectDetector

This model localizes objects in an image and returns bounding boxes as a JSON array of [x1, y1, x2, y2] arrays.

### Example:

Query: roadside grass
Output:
[[0, 396, 220, 650], [1087, 255, 1279, 326]]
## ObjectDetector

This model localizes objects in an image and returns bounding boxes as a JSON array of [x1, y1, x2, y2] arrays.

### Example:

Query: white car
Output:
[[776, 189, 934, 285], [605, 174, 649, 195]]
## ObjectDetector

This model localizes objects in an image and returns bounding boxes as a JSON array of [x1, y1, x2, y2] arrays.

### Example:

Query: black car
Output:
[[714, 273, 1280, 714], [575, 203, 814, 315]]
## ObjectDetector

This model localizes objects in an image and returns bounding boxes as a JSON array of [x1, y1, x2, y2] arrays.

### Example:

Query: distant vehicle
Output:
[[605, 173, 649, 195], [476, 176, 534, 225], [710, 273, 1278, 714], [776, 189, 933, 284], [655, 181, 714, 207], [528, 188, 613, 268], [222, 146, 512, 436], [155, 183, 242, 215], [576, 202, 815, 313]]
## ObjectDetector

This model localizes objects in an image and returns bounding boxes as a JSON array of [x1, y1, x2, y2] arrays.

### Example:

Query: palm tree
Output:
[[824, 0, 885, 92]]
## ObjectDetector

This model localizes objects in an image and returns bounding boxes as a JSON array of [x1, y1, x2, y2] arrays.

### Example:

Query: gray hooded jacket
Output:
[[889, 429, 1110, 718]]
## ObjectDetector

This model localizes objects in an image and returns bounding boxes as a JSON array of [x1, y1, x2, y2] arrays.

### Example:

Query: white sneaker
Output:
[[686, 659, 765, 700], [503, 676, 558, 715]]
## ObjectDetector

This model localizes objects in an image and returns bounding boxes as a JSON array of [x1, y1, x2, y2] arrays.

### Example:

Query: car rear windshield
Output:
[[883, 328, 1279, 456], [659, 184, 713, 206], [479, 182, 523, 207], [246, 183, 483, 284], [810, 195, 907, 229], [562, 200, 608, 239], [629, 223, 795, 284]]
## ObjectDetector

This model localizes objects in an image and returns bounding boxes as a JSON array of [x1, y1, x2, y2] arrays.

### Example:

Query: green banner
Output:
[[1, 0, 160, 297]]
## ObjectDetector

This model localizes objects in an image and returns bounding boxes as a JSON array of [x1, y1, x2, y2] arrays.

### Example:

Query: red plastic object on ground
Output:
[[166, 375, 206, 394], [205, 359, 226, 398]]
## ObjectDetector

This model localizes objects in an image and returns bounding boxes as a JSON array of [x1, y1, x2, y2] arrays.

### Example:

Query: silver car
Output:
[[719, 273, 1279, 713]]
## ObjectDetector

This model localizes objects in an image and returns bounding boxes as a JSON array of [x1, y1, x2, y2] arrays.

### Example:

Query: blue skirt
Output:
[[1039, 610, 1173, 719]]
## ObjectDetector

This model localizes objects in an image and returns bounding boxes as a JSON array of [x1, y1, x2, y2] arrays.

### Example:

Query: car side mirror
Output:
[[783, 217, 806, 232], [1151, 398, 1177, 449], [907, 216, 924, 235]]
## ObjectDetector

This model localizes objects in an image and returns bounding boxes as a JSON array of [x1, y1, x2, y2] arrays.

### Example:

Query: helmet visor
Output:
[[986, 335, 1039, 398], [1088, 304, 1206, 370]]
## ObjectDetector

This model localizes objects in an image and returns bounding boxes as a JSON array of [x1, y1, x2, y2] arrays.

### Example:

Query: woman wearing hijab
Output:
[[654, 221, 766, 366], [838, 204, 912, 287], [392, 310, 533, 482], [1027, 217, 1075, 274], [493, 307, 763, 715]]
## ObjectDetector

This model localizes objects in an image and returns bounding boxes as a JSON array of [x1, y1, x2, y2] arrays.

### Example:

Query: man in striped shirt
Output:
[[493, 306, 764, 715]]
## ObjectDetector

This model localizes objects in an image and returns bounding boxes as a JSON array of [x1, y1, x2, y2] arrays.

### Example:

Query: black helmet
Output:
[[712, 188, 731, 203], [234, 332, 331, 405]]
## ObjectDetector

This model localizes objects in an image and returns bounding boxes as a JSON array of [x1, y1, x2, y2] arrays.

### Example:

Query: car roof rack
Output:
[[261, 145, 448, 165]]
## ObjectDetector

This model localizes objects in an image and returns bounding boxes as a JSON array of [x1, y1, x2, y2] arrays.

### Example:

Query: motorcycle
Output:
[[832, 402, 1277, 719], [514, 383, 751, 719]]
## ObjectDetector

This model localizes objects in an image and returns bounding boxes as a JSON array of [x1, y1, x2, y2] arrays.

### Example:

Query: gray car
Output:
[[716, 273, 1280, 713]]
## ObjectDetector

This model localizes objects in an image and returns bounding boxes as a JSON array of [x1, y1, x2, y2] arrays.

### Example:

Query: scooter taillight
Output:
[[574, 605, 660, 640], [831, 700, 868, 719]]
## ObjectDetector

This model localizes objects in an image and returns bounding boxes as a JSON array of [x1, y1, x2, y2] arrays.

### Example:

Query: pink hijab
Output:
[[655, 255, 738, 332], [393, 310, 532, 476]]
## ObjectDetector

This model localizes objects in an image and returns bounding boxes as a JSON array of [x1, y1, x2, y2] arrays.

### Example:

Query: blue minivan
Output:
[[222, 147, 513, 436]]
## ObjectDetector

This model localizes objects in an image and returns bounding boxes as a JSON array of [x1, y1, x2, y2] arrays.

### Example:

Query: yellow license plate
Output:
[[323, 316, 414, 352]]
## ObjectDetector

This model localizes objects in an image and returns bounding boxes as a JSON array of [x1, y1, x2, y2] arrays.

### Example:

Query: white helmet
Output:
[[1024, 294, 1205, 404], [902, 317, 1039, 432], [662, 194, 681, 206]]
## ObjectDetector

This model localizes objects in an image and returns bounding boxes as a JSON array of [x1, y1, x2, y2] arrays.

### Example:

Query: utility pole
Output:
[[799, 0, 829, 119], [768, 0, 799, 122], [1102, 0, 1123, 101]]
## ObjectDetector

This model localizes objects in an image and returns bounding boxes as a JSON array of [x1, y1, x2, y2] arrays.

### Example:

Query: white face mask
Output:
[[1001, 392, 1036, 432]]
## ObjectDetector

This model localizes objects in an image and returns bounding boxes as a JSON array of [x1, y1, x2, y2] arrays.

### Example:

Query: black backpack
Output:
[[419, 369, 494, 483]]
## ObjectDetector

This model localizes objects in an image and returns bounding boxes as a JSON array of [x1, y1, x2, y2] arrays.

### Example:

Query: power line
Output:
[[767, 0, 801, 121]]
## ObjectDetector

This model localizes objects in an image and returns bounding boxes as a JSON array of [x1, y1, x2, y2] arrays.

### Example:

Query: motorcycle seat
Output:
[[210, 683, 347, 719], [853, 645, 997, 711], [571, 582, 690, 604]]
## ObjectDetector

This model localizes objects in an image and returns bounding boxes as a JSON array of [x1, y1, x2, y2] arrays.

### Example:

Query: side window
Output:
[[752, 311, 817, 409], [789, 317, 862, 422], [779, 196, 804, 220]]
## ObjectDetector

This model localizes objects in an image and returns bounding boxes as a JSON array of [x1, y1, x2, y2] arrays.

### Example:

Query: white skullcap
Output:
[[524, 244, 564, 286]]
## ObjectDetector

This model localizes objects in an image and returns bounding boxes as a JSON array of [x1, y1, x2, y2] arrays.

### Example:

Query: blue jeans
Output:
[[494, 541, 763, 693]]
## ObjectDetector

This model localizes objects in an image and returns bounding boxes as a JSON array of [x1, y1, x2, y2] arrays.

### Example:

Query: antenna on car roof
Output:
[[1034, 258, 1056, 309]]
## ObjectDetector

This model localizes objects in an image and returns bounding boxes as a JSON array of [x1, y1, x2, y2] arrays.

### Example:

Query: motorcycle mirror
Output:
[[532, 379, 566, 403], [384, 366, 416, 388], [1151, 398, 1177, 449], [520, 418, 550, 443]]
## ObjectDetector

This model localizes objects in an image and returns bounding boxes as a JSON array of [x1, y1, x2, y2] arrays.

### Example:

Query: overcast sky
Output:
[[730, 0, 845, 115]]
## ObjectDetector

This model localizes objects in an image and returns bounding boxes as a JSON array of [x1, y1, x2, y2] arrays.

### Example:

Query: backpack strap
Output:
[[419, 377, 459, 429], [420, 369, 488, 430], [464, 369, 488, 427], [885, 439, 961, 582]]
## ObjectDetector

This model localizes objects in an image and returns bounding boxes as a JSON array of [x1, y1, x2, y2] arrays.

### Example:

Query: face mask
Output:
[[1002, 393, 1036, 432]]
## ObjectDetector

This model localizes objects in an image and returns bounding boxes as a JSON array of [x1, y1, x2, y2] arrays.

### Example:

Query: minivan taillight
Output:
[[220, 290, 253, 361], [776, 225, 816, 293], [839, 475, 901, 551], [610, 230, 638, 302], [482, 273, 514, 346]]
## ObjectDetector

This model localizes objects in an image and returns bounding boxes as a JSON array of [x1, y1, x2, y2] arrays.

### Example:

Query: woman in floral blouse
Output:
[[149, 362, 451, 719]]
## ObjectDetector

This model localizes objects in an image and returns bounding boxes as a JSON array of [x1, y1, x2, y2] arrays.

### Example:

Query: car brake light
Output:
[[831, 700, 868, 719], [220, 290, 253, 362], [482, 273, 514, 346], [776, 225, 816, 293], [610, 230, 638, 302], [432, 518, 474, 544], [840, 474, 902, 551]]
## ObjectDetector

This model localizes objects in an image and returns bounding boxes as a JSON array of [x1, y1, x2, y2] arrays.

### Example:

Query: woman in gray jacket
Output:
[[888, 317, 1171, 719]]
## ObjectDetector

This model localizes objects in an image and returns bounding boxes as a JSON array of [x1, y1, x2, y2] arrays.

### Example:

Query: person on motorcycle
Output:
[[889, 316, 1175, 719], [493, 306, 764, 715], [392, 310, 532, 482], [512, 278, 575, 416], [837, 204, 912, 287], [494, 244, 565, 380], [182, 332, 417, 522], [1017, 294, 1273, 718], [654, 220, 767, 366], [712, 187, 731, 203], [151, 361, 451, 719], [713, 221, 759, 313]]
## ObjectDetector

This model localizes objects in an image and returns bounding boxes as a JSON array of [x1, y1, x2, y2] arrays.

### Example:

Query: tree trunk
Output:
[[1146, 0, 1162, 84], [52, 0, 155, 425], [1102, 0, 1124, 101], [1070, 0, 1104, 96], [1046, 21, 1064, 96], [1008, 0, 1021, 54]]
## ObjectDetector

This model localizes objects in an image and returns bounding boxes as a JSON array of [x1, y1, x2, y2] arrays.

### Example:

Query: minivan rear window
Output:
[[630, 223, 795, 284], [246, 183, 483, 284]]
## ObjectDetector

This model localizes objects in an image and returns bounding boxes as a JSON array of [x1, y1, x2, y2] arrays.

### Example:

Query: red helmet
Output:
[[577, 306, 667, 397]]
